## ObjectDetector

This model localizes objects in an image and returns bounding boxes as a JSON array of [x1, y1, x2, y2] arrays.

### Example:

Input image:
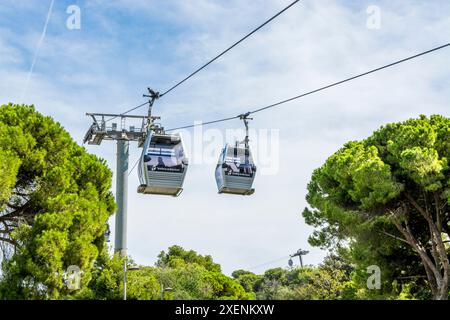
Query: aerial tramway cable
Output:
[[105, 0, 302, 122], [127, 43, 450, 177], [165, 42, 450, 132]]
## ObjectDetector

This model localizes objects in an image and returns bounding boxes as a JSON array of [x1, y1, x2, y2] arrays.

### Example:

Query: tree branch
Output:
[[404, 192, 429, 220], [405, 192, 450, 270], [433, 192, 443, 233], [0, 236, 17, 246], [380, 230, 409, 244], [390, 208, 442, 286], [0, 202, 31, 221]]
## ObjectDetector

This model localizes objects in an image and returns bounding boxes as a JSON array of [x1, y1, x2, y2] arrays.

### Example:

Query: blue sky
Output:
[[1, 0, 450, 274]]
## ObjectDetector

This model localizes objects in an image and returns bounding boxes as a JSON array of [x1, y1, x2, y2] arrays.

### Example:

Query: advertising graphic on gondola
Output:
[[144, 143, 187, 173], [222, 148, 255, 178], [222, 160, 255, 177]]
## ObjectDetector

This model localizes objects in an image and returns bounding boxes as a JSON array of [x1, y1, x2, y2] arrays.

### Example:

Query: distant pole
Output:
[[290, 249, 309, 268], [123, 257, 127, 300], [115, 139, 129, 300]]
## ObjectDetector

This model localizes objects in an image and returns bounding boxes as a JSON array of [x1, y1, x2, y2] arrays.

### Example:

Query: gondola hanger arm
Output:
[[142, 87, 162, 131], [143, 87, 160, 104], [238, 112, 253, 148]]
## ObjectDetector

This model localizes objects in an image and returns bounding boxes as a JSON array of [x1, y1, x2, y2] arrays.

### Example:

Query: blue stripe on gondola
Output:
[[148, 153, 174, 156], [147, 149, 175, 155]]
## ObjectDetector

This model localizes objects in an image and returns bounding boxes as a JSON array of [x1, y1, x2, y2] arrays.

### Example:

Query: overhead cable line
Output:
[[248, 43, 450, 115], [104, 101, 150, 123], [101, 0, 301, 122], [165, 42, 450, 132], [166, 115, 240, 131], [128, 157, 140, 177], [246, 256, 291, 271], [159, 0, 302, 98], [127, 42, 450, 175]]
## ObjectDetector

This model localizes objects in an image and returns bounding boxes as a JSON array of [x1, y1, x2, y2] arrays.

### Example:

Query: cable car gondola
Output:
[[215, 113, 256, 195], [138, 129, 188, 197]]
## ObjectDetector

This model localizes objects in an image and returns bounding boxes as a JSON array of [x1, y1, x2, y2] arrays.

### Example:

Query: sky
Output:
[[0, 0, 449, 275]]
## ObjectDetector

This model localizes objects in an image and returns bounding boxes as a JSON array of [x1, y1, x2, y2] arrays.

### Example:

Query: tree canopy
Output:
[[80, 245, 253, 300], [0, 103, 116, 299], [303, 115, 450, 299], [155, 245, 251, 300], [232, 254, 356, 300], [157, 245, 221, 273]]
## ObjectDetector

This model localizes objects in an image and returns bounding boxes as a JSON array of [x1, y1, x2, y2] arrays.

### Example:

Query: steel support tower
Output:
[[83, 111, 157, 299]]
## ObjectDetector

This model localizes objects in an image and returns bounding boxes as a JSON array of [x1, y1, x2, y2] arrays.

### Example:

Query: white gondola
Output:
[[215, 114, 256, 195], [215, 144, 256, 195], [137, 130, 188, 196]]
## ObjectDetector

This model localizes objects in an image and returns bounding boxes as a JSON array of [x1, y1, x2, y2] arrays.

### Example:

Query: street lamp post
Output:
[[125, 266, 173, 300], [123, 258, 127, 300], [290, 249, 309, 268], [160, 283, 173, 300], [124, 265, 140, 300]]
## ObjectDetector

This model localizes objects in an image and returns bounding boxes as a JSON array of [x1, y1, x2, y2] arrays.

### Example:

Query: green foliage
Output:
[[290, 267, 353, 300], [126, 268, 160, 300], [303, 114, 450, 299], [0, 123, 22, 208], [0, 104, 116, 299], [76, 246, 253, 300], [231, 270, 261, 293], [157, 245, 222, 273], [155, 246, 252, 300], [232, 255, 356, 300]]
